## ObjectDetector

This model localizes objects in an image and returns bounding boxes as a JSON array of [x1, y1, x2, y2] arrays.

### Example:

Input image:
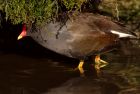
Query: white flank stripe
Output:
[[110, 30, 133, 38]]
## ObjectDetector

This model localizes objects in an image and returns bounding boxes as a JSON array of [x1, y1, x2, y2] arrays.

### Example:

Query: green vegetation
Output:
[[0, 0, 140, 31], [0, 0, 87, 24]]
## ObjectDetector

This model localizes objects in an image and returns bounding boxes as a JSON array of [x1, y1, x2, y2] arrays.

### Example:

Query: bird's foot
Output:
[[95, 55, 108, 74], [74, 60, 85, 77]]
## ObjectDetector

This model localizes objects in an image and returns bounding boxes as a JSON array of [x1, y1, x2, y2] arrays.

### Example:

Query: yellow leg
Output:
[[94, 55, 108, 73], [78, 60, 84, 75]]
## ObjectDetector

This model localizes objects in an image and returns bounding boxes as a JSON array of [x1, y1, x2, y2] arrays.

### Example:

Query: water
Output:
[[0, 37, 140, 94]]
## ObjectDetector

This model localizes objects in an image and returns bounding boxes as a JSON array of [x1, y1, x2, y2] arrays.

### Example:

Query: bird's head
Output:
[[17, 23, 27, 40]]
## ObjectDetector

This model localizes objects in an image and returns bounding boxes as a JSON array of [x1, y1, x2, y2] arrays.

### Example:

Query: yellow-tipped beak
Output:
[[17, 35, 23, 40]]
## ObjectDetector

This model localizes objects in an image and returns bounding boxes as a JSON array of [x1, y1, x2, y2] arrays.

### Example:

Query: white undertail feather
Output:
[[110, 30, 133, 38]]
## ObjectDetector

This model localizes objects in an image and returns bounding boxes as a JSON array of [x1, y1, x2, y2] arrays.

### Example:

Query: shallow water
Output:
[[0, 38, 140, 94]]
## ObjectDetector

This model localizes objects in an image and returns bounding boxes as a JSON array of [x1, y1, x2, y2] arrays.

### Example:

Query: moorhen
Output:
[[18, 13, 135, 74]]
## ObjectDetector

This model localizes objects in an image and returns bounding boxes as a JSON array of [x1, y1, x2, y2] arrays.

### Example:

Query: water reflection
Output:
[[0, 38, 140, 94]]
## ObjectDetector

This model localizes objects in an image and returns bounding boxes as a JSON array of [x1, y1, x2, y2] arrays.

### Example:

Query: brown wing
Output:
[[68, 30, 119, 58]]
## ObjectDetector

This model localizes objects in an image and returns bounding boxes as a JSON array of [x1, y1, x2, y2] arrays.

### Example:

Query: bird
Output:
[[18, 13, 136, 75]]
